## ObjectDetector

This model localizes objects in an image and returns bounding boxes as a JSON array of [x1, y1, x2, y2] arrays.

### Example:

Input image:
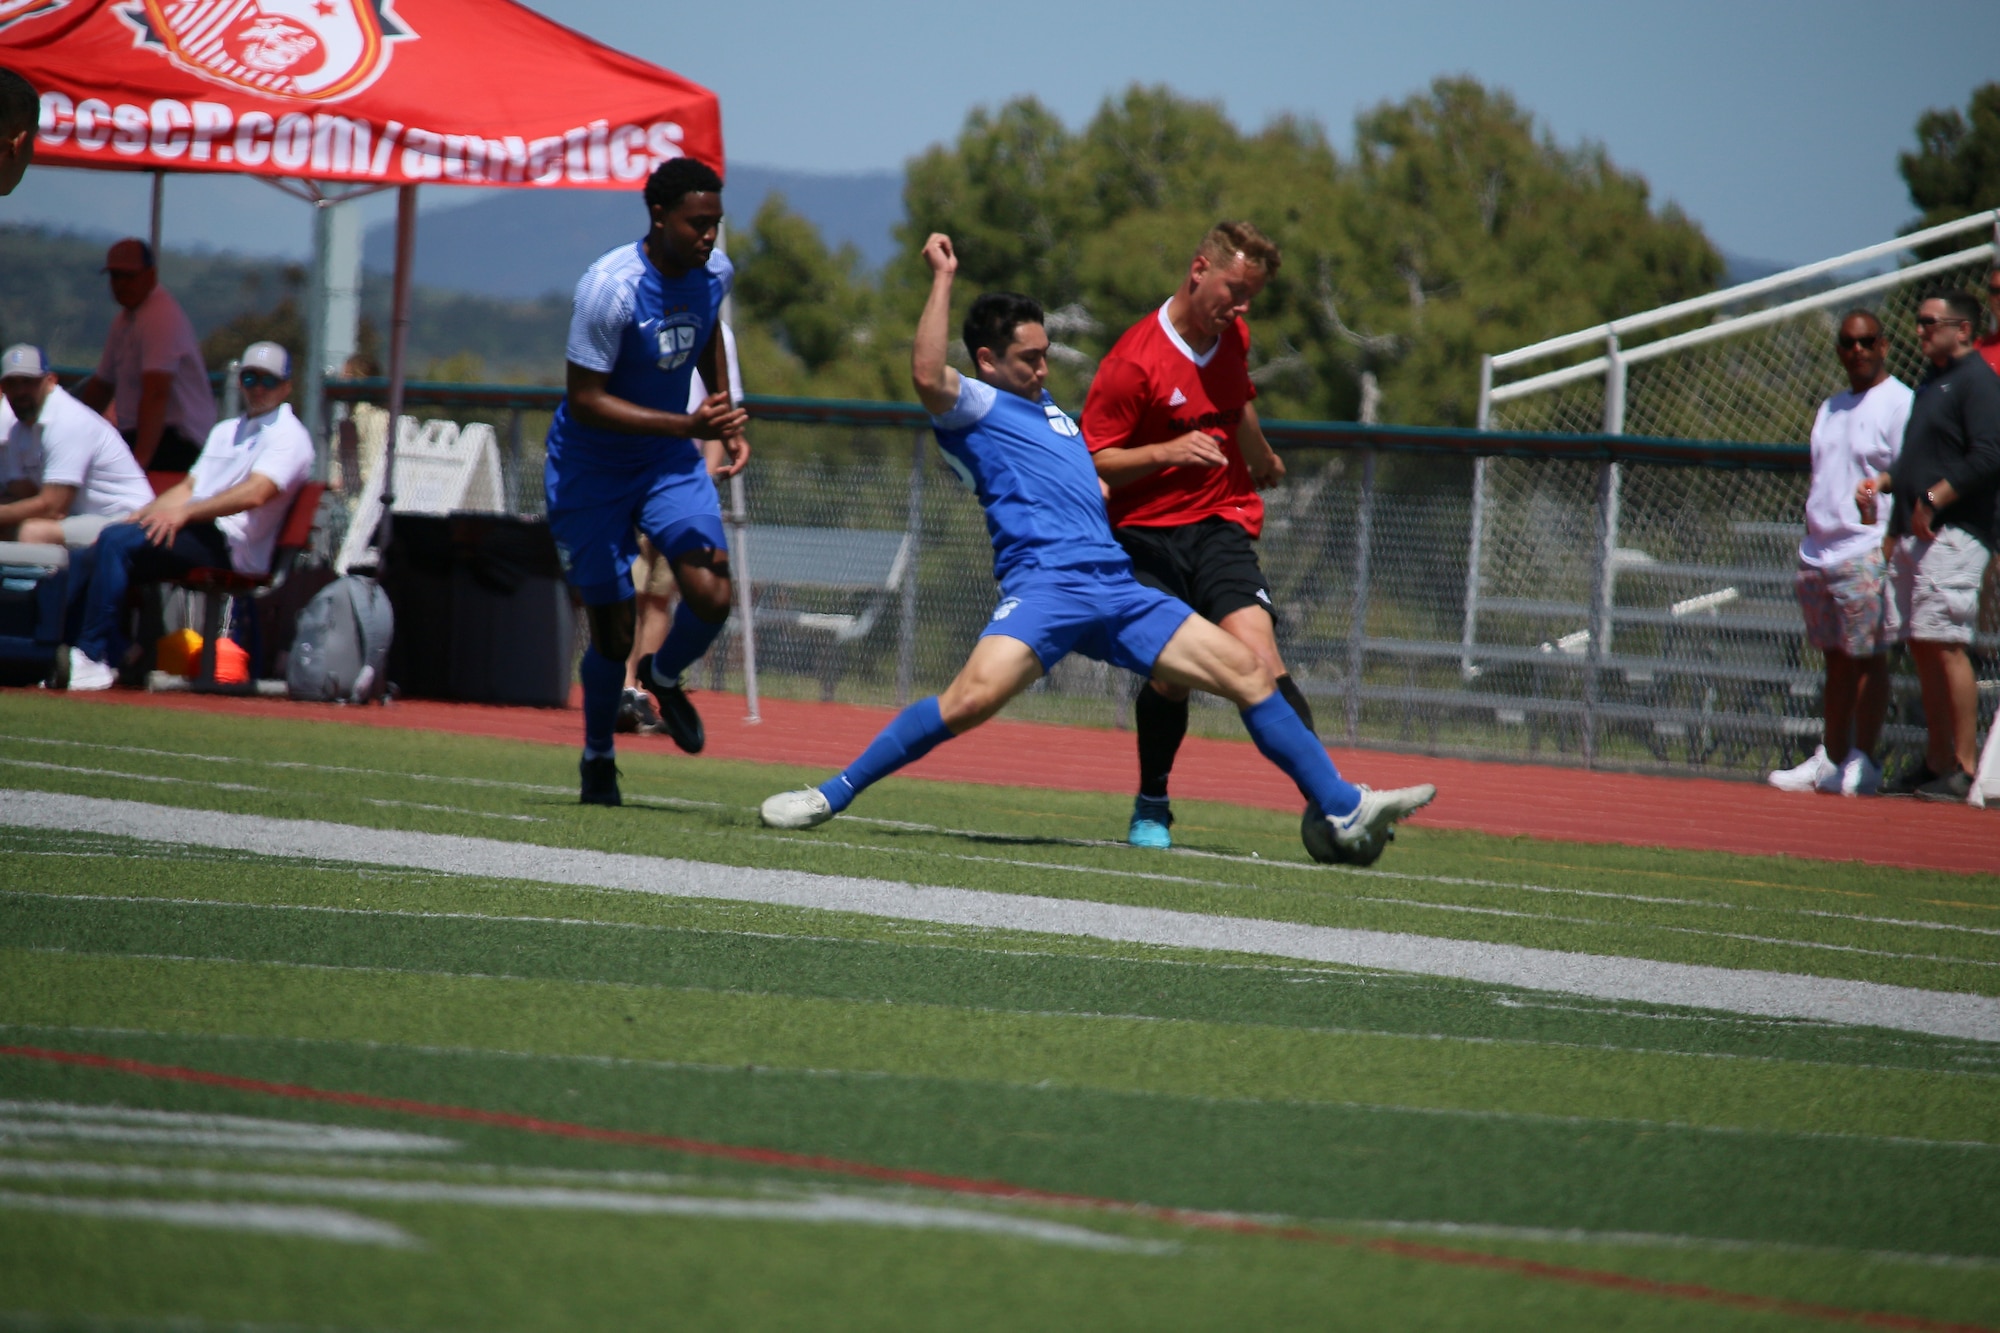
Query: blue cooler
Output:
[[0, 541, 68, 686]]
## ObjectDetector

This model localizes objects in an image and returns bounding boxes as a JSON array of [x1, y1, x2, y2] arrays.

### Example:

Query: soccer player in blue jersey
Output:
[[760, 235, 1436, 865], [545, 158, 749, 806]]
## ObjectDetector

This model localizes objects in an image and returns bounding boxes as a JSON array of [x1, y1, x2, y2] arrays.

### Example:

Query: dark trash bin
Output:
[[382, 513, 575, 707]]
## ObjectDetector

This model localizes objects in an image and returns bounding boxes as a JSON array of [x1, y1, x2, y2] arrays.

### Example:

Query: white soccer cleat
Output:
[[66, 648, 115, 692], [1834, 750, 1881, 797], [1768, 745, 1833, 793], [1305, 783, 1436, 866], [760, 787, 835, 829]]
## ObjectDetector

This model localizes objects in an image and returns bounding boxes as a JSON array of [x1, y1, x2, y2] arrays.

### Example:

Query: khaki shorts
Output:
[[1884, 528, 1992, 646], [629, 533, 677, 599], [60, 513, 127, 548]]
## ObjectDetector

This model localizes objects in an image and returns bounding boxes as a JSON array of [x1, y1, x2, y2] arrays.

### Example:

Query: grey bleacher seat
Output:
[[739, 525, 912, 699]]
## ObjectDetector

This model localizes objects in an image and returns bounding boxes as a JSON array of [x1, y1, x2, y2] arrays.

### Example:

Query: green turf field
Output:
[[1, 693, 1996, 1331]]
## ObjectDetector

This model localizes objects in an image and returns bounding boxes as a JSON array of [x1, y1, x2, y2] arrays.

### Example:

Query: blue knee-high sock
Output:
[[580, 646, 624, 758], [1240, 693, 1361, 818], [818, 696, 953, 812], [650, 600, 726, 684]]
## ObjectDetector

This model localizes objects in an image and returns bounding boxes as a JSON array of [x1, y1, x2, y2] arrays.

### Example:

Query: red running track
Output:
[[34, 686, 2000, 876]]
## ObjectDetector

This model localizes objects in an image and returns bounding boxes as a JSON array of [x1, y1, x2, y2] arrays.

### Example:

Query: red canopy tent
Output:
[[2, 0, 722, 520]]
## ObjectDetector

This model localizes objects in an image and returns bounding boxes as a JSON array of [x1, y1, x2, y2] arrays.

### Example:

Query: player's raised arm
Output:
[[911, 234, 964, 416]]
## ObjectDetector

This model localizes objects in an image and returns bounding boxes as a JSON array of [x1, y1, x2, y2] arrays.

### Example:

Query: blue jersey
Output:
[[545, 240, 733, 470], [931, 377, 1132, 584]]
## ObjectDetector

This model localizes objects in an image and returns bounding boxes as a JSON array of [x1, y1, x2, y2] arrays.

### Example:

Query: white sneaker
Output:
[[67, 648, 115, 692], [1305, 783, 1437, 866], [1768, 745, 1832, 792], [760, 787, 834, 829], [1835, 750, 1882, 797]]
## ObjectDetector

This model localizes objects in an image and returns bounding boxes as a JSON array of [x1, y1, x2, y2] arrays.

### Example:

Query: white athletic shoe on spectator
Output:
[[66, 648, 115, 692], [761, 787, 834, 829], [1768, 746, 1833, 792], [1832, 750, 1881, 797]]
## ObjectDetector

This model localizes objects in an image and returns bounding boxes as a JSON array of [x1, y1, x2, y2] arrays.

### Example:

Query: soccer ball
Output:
[[1300, 802, 1389, 867]]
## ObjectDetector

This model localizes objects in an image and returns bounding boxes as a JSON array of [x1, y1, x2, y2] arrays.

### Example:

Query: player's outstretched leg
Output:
[[1152, 617, 1433, 865], [1130, 604, 1316, 851], [762, 635, 1042, 828]]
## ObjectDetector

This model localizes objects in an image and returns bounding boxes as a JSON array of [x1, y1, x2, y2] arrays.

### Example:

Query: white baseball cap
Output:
[[0, 344, 49, 379], [240, 341, 292, 378]]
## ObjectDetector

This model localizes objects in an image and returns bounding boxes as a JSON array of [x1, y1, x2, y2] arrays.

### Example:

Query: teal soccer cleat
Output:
[[1127, 795, 1173, 849]]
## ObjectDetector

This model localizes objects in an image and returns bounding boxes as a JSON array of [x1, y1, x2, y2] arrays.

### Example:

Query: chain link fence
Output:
[[1479, 215, 1999, 775]]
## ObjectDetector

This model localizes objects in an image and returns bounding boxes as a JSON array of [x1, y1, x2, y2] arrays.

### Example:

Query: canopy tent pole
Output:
[[380, 183, 417, 551], [148, 170, 163, 256]]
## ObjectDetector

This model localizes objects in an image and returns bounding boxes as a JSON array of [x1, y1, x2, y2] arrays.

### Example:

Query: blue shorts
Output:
[[544, 452, 726, 606], [979, 565, 1194, 676]]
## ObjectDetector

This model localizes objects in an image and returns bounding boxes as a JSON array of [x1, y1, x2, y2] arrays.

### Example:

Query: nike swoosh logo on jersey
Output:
[[1168, 387, 1188, 407]]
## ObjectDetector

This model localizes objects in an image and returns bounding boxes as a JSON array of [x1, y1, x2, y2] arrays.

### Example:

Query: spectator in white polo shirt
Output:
[[0, 344, 155, 547], [74, 239, 216, 472], [65, 342, 314, 690]]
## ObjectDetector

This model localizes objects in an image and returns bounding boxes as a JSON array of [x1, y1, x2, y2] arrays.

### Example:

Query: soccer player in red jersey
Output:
[[1084, 222, 1312, 848]]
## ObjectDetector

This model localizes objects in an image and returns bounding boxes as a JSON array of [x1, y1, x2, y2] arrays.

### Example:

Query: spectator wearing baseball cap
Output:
[[65, 341, 313, 691], [0, 344, 154, 547], [0, 67, 35, 196], [73, 238, 215, 472]]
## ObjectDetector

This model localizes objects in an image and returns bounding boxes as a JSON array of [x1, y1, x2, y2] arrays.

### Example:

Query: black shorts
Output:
[[1114, 516, 1273, 625]]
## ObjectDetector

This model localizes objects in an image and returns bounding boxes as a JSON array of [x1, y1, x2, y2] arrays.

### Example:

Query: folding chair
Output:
[[172, 482, 326, 693]]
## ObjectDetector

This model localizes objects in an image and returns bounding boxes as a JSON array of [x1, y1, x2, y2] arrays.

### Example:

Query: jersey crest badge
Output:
[[1043, 404, 1080, 438], [116, 0, 414, 102], [654, 315, 703, 371]]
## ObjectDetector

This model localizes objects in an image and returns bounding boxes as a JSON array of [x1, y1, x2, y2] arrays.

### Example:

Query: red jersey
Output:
[[1083, 304, 1262, 537], [1979, 331, 2000, 378]]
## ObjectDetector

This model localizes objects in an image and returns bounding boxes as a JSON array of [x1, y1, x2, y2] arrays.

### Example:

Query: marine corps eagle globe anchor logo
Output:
[[116, 0, 415, 102]]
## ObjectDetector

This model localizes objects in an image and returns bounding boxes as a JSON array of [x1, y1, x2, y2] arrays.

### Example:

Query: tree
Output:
[[1900, 82, 2000, 248], [885, 78, 1720, 426]]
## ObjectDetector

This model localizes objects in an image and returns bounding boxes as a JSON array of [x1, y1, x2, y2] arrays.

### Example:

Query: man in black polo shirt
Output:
[[1862, 291, 2000, 801]]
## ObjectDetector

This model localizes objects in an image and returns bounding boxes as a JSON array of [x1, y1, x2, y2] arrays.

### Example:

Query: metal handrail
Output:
[[1490, 207, 2000, 371]]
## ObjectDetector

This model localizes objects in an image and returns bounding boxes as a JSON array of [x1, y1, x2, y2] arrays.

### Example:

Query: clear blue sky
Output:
[[5, 0, 1991, 267]]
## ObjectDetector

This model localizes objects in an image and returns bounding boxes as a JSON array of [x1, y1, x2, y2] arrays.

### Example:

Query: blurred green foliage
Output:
[[734, 77, 1724, 427], [1899, 82, 2000, 258]]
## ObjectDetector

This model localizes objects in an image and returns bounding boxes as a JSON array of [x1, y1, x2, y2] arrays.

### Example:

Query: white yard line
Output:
[[0, 1101, 454, 1156], [0, 1189, 417, 1246], [0, 1161, 1167, 1253], [6, 733, 1993, 941], [4, 790, 1996, 1042]]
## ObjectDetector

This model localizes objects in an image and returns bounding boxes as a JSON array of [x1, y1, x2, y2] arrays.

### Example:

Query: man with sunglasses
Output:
[[1861, 292, 2000, 800], [1768, 312, 1911, 796], [63, 342, 313, 691]]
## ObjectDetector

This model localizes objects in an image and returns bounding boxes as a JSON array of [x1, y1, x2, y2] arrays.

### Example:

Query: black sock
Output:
[[1276, 674, 1318, 736], [1135, 685, 1189, 800]]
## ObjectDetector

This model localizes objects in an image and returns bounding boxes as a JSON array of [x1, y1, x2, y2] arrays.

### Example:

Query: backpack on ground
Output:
[[287, 574, 394, 703]]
